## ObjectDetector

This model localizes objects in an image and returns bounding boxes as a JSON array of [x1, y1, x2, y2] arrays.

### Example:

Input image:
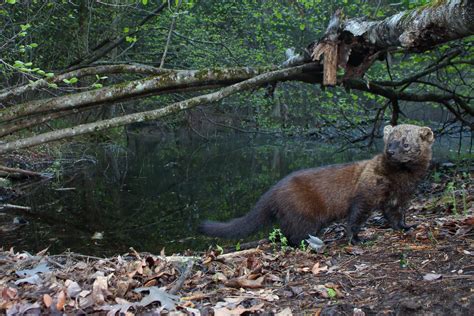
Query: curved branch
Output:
[[0, 64, 172, 104], [0, 64, 319, 153], [0, 67, 276, 123], [373, 48, 463, 87]]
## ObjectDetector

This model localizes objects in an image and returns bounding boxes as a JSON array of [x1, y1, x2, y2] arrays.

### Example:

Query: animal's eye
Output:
[[403, 143, 410, 149]]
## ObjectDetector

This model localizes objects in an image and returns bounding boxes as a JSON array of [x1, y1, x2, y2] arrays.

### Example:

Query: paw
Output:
[[349, 235, 362, 245], [400, 223, 417, 232]]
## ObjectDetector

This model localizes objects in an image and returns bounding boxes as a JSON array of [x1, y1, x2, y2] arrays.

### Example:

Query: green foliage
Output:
[[299, 240, 307, 251], [446, 181, 457, 215], [269, 228, 289, 251], [432, 171, 441, 183], [0, 0, 470, 143], [399, 253, 408, 268], [445, 176, 470, 216]]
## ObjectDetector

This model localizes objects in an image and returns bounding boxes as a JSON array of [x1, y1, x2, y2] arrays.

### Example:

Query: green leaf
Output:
[[327, 288, 337, 299], [24, 62, 32, 67], [36, 69, 45, 75], [299, 23, 305, 30], [45, 72, 54, 78], [215, 244, 223, 255], [29, 43, 38, 48], [48, 83, 58, 89], [92, 83, 103, 89], [69, 77, 78, 84], [20, 23, 31, 31], [142, 0, 148, 4], [63, 79, 70, 84], [19, 31, 27, 37], [123, 27, 129, 33], [7, 0, 16, 4]]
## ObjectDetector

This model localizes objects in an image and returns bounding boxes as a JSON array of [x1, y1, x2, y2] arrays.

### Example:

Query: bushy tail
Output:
[[199, 192, 274, 239]]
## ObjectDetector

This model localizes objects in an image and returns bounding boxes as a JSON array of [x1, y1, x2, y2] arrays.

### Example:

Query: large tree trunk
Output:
[[305, 0, 474, 85]]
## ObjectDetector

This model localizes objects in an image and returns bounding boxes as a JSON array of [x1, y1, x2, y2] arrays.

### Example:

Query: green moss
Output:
[[416, 0, 447, 13]]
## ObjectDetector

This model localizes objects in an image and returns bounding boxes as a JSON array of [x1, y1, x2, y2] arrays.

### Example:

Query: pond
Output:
[[1, 130, 470, 256]]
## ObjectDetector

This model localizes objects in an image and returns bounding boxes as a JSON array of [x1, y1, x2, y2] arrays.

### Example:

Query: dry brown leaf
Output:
[[266, 273, 282, 282], [43, 294, 53, 308], [65, 280, 82, 298], [56, 290, 66, 311], [213, 272, 228, 282], [214, 303, 264, 316], [35, 247, 49, 256], [225, 276, 264, 289], [276, 307, 293, 316], [311, 262, 328, 275], [92, 276, 108, 304], [2, 287, 17, 301]]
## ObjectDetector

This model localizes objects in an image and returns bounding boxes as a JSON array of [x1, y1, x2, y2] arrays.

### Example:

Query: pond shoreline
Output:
[[1, 161, 472, 314]]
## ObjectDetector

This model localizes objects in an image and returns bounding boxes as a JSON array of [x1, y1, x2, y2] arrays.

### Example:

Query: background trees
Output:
[[0, 0, 472, 152]]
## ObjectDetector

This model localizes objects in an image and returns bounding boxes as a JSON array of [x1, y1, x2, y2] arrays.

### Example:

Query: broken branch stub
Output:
[[311, 9, 342, 86], [311, 0, 474, 84]]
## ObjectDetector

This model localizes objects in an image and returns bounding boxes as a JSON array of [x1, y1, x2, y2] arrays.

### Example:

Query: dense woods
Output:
[[0, 0, 472, 152]]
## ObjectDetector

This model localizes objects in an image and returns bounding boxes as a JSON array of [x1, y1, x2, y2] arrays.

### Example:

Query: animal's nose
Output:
[[387, 149, 395, 156]]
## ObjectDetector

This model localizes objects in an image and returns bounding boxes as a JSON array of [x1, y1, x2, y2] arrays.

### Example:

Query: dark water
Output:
[[2, 131, 470, 256]]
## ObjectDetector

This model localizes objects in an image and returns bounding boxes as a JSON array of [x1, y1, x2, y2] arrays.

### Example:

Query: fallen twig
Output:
[[0, 165, 45, 178], [169, 260, 194, 295], [0, 204, 32, 211]]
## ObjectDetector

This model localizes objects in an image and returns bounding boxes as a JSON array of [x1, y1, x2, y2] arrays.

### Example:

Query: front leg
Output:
[[382, 206, 415, 231], [346, 197, 373, 244]]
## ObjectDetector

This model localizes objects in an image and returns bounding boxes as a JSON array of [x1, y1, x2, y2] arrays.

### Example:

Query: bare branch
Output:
[[0, 64, 318, 153]]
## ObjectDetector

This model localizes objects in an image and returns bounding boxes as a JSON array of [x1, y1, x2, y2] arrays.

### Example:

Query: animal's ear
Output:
[[383, 125, 393, 142], [419, 127, 434, 143]]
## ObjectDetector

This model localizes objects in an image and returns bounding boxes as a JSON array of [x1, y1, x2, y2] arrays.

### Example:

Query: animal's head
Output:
[[383, 124, 434, 163]]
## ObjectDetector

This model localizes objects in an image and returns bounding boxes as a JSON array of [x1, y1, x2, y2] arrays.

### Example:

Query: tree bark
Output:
[[300, 0, 474, 82], [0, 64, 318, 153], [0, 67, 275, 123]]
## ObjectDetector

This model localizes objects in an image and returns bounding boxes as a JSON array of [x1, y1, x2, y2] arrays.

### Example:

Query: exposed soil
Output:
[[0, 167, 473, 315]]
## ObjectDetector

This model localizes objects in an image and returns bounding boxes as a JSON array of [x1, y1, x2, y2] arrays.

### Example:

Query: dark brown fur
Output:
[[200, 124, 435, 245]]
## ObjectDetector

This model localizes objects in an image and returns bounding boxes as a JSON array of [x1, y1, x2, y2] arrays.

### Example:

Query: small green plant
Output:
[[432, 171, 441, 183], [215, 244, 223, 255], [235, 241, 241, 251], [399, 253, 408, 268], [269, 228, 289, 251], [326, 287, 337, 299], [427, 229, 438, 244], [299, 240, 307, 251], [459, 178, 468, 216], [446, 181, 457, 215]]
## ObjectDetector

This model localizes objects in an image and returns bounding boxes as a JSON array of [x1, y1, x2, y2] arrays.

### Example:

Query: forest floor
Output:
[[0, 157, 473, 315]]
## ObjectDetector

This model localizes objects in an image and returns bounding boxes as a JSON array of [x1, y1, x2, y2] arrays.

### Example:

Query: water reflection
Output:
[[3, 131, 468, 256]]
